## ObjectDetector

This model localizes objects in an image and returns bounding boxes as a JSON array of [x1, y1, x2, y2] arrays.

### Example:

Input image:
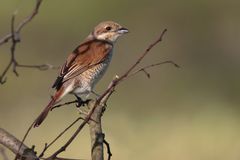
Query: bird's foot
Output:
[[76, 98, 92, 108], [76, 99, 95, 122]]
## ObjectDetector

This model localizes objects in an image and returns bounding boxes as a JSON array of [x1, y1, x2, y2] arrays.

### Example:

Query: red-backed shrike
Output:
[[34, 21, 128, 127]]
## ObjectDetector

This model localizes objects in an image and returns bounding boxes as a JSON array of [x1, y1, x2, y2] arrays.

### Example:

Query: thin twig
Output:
[[39, 117, 82, 158], [117, 28, 168, 82], [17, 64, 60, 71], [51, 100, 78, 111], [103, 139, 112, 160], [0, 0, 58, 84], [14, 121, 35, 160], [0, 0, 43, 46], [11, 13, 19, 77], [48, 113, 93, 159], [128, 60, 180, 78], [0, 13, 19, 84]]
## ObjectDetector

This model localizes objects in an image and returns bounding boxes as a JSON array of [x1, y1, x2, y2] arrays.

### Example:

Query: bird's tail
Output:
[[34, 88, 64, 127]]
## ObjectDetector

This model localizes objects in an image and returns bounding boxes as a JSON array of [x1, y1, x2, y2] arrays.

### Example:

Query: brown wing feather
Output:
[[52, 39, 112, 90]]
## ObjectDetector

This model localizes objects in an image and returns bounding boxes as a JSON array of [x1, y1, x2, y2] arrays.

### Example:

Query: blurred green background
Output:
[[1, 0, 240, 159]]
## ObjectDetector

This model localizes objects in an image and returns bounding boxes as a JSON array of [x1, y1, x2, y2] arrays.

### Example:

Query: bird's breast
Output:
[[84, 59, 110, 84], [73, 52, 112, 96]]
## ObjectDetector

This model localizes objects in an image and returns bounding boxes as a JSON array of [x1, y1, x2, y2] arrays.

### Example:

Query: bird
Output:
[[34, 21, 128, 127]]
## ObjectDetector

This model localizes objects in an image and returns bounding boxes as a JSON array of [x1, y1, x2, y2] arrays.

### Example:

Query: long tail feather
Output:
[[34, 89, 63, 127]]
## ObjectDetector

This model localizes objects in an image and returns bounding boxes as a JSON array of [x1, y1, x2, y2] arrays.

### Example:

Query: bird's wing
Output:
[[52, 39, 113, 90]]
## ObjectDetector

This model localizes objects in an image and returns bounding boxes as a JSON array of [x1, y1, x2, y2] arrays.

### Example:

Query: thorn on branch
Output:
[[38, 143, 47, 158], [103, 138, 112, 160], [142, 69, 151, 78], [0, 76, 7, 84], [13, 63, 19, 77]]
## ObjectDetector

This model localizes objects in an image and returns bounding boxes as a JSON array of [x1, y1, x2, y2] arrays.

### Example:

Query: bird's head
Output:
[[92, 21, 129, 43]]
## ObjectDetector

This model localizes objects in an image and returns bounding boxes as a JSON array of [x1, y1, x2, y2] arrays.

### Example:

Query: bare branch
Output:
[[95, 28, 169, 106], [0, 131, 78, 160], [11, 12, 19, 77], [128, 60, 180, 78], [0, 0, 58, 84], [0, 128, 37, 160], [0, 13, 19, 84], [118, 28, 168, 82], [47, 103, 94, 159], [99, 29, 168, 108], [0, 128, 27, 155], [39, 117, 82, 158], [0, 127, 84, 160], [89, 103, 104, 160], [17, 64, 60, 71], [14, 122, 35, 160], [0, 0, 43, 46], [51, 100, 78, 111]]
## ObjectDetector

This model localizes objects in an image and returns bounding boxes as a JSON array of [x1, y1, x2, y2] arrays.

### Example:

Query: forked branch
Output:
[[0, 0, 58, 84], [0, 0, 42, 46]]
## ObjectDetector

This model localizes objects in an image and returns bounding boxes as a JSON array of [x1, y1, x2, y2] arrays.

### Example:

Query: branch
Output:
[[0, 0, 42, 46], [128, 60, 180, 78], [17, 64, 60, 71], [118, 28, 168, 82], [51, 100, 78, 111], [0, 128, 37, 160], [88, 102, 104, 160], [93, 28, 169, 107], [0, 0, 58, 84], [47, 100, 95, 159], [0, 128, 28, 155], [0, 13, 19, 84], [14, 122, 35, 160], [38, 117, 82, 158], [0, 129, 82, 160]]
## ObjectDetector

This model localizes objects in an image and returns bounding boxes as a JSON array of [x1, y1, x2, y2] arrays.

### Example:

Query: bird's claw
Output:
[[76, 99, 91, 108]]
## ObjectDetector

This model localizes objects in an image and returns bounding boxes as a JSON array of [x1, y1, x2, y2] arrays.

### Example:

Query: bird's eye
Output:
[[105, 26, 112, 31]]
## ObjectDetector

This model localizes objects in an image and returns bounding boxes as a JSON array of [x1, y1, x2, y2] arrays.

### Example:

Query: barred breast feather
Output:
[[73, 52, 112, 96]]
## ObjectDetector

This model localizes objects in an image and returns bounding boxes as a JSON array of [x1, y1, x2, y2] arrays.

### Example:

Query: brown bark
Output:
[[88, 101, 104, 160]]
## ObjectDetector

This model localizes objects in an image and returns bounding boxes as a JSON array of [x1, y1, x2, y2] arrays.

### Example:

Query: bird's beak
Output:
[[117, 27, 129, 34]]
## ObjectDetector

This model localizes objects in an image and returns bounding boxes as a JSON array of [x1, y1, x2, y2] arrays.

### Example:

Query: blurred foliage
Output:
[[1, 0, 240, 159]]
